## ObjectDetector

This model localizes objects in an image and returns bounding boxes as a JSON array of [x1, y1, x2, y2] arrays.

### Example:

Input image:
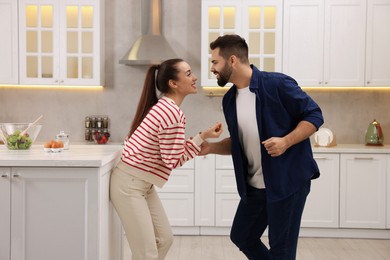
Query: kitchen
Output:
[[1, 0, 390, 260]]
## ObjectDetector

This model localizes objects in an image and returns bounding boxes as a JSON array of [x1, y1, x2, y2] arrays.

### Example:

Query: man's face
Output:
[[210, 48, 232, 87]]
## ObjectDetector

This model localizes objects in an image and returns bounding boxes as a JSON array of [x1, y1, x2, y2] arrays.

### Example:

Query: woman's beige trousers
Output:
[[110, 164, 173, 260]]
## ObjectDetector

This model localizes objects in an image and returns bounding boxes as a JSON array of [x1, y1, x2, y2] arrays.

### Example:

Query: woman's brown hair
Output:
[[128, 58, 184, 137]]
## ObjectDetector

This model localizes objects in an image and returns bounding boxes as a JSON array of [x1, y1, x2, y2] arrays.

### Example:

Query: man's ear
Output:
[[230, 55, 238, 67]]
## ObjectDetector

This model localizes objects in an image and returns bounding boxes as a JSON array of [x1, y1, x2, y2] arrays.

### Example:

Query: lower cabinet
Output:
[[340, 153, 387, 229], [387, 155, 390, 229], [0, 165, 121, 260], [301, 153, 340, 228], [156, 160, 195, 226]]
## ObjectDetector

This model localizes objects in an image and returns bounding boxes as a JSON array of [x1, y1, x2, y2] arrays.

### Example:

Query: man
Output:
[[200, 34, 324, 260]]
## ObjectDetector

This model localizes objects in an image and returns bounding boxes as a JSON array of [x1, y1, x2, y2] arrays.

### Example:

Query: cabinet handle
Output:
[[324, 81, 328, 84], [60, 80, 64, 83], [314, 157, 327, 160], [353, 157, 373, 160], [13, 174, 20, 177], [1, 174, 8, 178], [318, 81, 322, 84], [367, 81, 370, 84]]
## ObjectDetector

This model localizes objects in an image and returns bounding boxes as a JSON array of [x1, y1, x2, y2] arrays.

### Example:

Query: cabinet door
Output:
[[0, 0, 18, 84], [195, 155, 216, 226], [324, 0, 366, 86], [10, 167, 99, 260], [283, 0, 324, 86], [365, 0, 390, 86], [243, 0, 283, 72], [0, 168, 11, 260], [301, 154, 339, 228], [158, 193, 194, 226], [340, 154, 386, 229], [215, 193, 240, 227], [19, 0, 60, 85], [19, 0, 102, 86], [59, 0, 102, 85], [201, 0, 242, 87], [387, 154, 390, 229]]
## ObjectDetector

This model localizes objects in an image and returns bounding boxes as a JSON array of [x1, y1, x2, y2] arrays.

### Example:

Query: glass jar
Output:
[[55, 130, 70, 149], [103, 116, 109, 128], [85, 117, 91, 128]]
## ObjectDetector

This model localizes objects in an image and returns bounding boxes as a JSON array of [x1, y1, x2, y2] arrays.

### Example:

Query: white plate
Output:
[[314, 128, 334, 146]]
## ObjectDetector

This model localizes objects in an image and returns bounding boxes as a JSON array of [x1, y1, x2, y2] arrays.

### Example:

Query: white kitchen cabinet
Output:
[[0, 168, 11, 260], [18, 0, 104, 86], [301, 153, 340, 228], [156, 160, 195, 226], [365, 0, 390, 86], [0, 165, 121, 260], [387, 154, 390, 229], [283, 0, 366, 87], [215, 155, 240, 227], [195, 155, 216, 226], [340, 154, 387, 229], [201, 0, 282, 87], [0, 0, 18, 84]]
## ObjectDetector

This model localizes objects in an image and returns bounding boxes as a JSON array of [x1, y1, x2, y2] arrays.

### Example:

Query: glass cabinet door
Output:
[[19, 0, 101, 86], [19, 1, 59, 85], [201, 0, 282, 89], [60, 2, 98, 85], [201, 1, 242, 87], [243, 0, 282, 72]]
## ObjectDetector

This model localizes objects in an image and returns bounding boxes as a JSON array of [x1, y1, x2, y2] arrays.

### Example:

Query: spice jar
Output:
[[103, 116, 109, 128], [85, 117, 91, 128]]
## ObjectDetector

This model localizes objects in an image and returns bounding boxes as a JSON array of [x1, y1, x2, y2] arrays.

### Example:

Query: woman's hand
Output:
[[200, 122, 223, 140]]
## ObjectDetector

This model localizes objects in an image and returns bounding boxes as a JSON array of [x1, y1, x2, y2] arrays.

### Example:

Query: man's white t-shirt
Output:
[[236, 86, 265, 189]]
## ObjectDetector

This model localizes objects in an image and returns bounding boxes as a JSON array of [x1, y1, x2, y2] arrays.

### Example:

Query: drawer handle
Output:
[[13, 174, 20, 177], [1, 174, 8, 178], [314, 157, 327, 160], [353, 157, 373, 160]]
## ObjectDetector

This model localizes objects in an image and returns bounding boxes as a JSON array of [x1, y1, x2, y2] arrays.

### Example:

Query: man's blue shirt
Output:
[[222, 65, 324, 202]]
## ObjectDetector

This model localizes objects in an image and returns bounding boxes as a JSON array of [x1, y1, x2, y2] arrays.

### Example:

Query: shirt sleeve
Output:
[[158, 122, 203, 169]]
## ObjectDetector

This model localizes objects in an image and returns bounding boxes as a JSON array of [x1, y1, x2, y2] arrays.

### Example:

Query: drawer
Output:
[[215, 169, 237, 193]]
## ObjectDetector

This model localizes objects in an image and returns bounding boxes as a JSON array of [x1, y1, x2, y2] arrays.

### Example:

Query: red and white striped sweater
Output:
[[120, 96, 204, 188]]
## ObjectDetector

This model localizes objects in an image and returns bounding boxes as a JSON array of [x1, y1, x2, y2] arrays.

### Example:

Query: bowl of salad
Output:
[[0, 123, 43, 150]]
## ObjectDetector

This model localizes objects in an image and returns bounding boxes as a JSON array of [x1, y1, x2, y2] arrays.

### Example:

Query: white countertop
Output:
[[313, 143, 390, 153], [1, 143, 389, 168], [0, 144, 123, 167]]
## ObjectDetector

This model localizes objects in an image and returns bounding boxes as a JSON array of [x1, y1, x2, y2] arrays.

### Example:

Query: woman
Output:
[[110, 58, 222, 260]]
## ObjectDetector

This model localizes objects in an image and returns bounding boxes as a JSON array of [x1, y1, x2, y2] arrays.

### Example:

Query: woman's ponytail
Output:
[[128, 65, 159, 137]]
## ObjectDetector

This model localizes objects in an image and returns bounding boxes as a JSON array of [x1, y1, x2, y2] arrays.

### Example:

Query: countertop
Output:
[[312, 143, 390, 153], [0, 144, 123, 167], [1, 143, 390, 168]]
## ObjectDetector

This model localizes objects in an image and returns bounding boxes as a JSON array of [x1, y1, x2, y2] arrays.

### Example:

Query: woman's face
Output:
[[171, 61, 198, 96]]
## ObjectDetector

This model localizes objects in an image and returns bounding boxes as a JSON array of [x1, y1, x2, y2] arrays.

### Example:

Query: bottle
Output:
[[55, 130, 70, 149]]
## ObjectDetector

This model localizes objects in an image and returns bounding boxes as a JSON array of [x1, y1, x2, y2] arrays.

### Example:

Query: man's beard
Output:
[[217, 63, 233, 87]]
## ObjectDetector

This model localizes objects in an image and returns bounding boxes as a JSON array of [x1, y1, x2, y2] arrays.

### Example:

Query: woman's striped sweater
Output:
[[120, 96, 204, 188]]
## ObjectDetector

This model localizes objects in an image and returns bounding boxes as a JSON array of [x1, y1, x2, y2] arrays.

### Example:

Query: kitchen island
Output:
[[0, 144, 123, 260]]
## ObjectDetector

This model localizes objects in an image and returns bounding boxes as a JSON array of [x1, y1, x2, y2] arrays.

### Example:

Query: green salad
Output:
[[6, 130, 33, 150]]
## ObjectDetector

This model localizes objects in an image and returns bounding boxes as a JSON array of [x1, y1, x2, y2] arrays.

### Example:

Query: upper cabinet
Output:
[[201, 0, 283, 87], [0, 0, 18, 84], [18, 0, 104, 86], [365, 0, 390, 86], [283, 0, 367, 87], [283, 0, 390, 87]]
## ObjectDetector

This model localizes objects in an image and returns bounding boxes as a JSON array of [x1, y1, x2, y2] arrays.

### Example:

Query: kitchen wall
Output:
[[1, 0, 389, 145]]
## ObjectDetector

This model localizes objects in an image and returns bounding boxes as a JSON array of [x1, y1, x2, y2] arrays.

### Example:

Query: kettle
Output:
[[365, 119, 384, 146]]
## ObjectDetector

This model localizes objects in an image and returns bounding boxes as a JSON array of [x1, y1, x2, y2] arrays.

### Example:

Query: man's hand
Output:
[[262, 137, 288, 157]]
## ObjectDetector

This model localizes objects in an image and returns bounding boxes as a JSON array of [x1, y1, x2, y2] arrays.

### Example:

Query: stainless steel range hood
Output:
[[119, 0, 177, 65]]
